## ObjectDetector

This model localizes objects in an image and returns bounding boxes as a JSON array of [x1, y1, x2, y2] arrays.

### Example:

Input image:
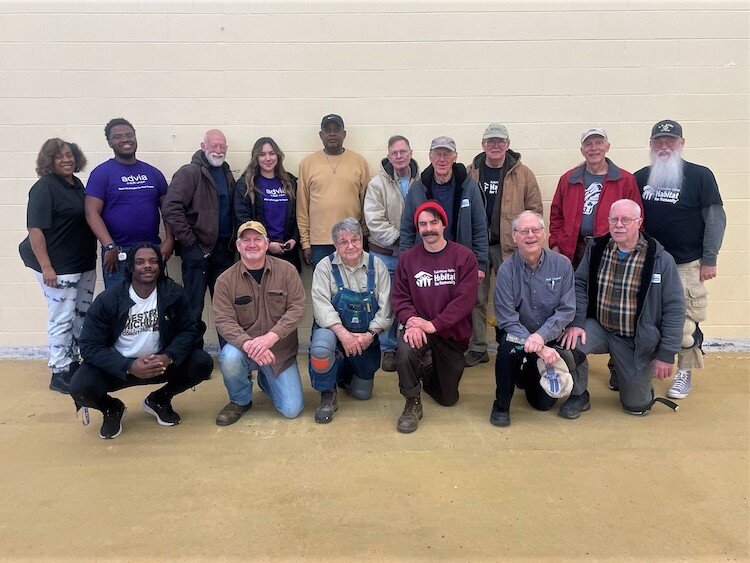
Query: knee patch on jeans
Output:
[[310, 328, 337, 374]]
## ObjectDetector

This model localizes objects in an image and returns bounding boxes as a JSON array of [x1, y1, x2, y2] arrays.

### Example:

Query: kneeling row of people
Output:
[[69, 198, 684, 439]]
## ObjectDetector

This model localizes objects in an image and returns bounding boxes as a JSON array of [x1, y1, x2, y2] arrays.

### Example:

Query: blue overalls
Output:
[[309, 253, 382, 393]]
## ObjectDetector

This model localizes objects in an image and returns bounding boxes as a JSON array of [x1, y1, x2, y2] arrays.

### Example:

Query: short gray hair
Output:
[[512, 210, 545, 231], [331, 217, 362, 242]]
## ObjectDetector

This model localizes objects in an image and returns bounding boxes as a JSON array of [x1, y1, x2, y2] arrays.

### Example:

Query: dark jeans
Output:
[[69, 349, 213, 412], [180, 238, 234, 346], [310, 244, 336, 269], [101, 245, 131, 289], [397, 334, 467, 406], [494, 334, 557, 412]]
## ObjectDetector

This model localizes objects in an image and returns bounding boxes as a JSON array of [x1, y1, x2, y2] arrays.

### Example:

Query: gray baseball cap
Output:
[[429, 136, 457, 152], [581, 127, 608, 143], [482, 123, 509, 140]]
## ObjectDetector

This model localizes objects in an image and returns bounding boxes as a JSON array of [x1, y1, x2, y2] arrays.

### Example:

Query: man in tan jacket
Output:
[[212, 221, 306, 425], [465, 123, 543, 367], [363, 135, 419, 371]]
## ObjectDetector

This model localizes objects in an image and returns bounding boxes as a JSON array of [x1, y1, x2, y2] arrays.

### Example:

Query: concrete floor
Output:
[[0, 353, 747, 560]]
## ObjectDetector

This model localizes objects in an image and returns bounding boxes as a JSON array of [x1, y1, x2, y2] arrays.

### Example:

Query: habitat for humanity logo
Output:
[[414, 271, 433, 287]]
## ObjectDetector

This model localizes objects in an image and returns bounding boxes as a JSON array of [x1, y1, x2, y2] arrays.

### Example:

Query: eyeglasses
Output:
[[335, 237, 362, 247], [389, 149, 411, 157], [650, 138, 679, 149], [484, 138, 508, 146], [607, 217, 639, 226], [430, 151, 455, 161], [110, 132, 135, 141], [514, 227, 542, 236]]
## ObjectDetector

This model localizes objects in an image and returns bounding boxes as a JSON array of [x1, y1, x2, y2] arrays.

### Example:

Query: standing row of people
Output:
[[19, 116, 724, 439]]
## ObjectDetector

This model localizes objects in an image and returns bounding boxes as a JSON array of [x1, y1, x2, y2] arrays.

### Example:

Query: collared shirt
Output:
[[212, 256, 306, 375], [311, 250, 392, 332], [596, 235, 648, 337], [494, 248, 575, 343]]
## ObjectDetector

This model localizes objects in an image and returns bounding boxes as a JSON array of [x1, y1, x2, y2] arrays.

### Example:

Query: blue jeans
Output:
[[219, 343, 304, 418], [101, 245, 131, 289], [311, 245, 336, 269], [370, 251, 398, 351], [308, 326, 381, 393]]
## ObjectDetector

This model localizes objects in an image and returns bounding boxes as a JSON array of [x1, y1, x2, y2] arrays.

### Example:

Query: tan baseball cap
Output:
[[236, 220, 267, 239]]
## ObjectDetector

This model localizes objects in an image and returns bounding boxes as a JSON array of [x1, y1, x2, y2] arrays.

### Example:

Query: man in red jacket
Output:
[[549, 128, 643, 268], [391, 201, 479, 434]]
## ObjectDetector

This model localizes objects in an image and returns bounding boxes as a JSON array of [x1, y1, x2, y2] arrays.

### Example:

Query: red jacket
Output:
[[549, 158, 643, 261]]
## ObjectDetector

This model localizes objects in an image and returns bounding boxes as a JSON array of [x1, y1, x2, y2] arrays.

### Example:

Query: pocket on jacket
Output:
[[267, 289, 287, 318]]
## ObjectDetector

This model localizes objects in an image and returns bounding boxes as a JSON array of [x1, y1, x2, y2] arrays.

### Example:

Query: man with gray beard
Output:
[[634, 119, 726, 400], [163, 129, 236, 336]]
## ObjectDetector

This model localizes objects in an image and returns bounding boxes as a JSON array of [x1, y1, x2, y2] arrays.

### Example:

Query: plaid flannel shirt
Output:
[[595, 235, 648, 337]]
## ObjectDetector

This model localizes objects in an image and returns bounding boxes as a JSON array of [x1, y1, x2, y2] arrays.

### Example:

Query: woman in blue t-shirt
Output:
[[234, 137, 301, 272], [18, 138, 98, 394]]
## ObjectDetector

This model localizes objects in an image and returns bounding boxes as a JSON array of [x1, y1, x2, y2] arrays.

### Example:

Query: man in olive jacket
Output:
[[465, 122, 543, 367]]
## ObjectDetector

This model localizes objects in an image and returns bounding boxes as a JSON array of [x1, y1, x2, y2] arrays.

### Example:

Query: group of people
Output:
[[19, 114, 725, 439]]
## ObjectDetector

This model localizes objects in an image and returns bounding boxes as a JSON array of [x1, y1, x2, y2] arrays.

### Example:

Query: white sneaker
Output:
[[667, 369, 691, 399]]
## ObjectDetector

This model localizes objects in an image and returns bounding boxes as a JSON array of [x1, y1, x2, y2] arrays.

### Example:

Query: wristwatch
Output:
[[103, 242, 117, 252], [367, 329, 378, 338]]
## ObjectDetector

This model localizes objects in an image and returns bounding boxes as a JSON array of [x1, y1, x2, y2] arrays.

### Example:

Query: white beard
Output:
[[205, 152, 225, 167], [648, 147, 684, 192]]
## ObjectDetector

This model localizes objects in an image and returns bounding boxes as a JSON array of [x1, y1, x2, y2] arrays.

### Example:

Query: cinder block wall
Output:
[[0, 1, 747, 350]]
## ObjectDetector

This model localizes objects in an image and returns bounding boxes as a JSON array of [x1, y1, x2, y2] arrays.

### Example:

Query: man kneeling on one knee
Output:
[[70, 242, 213, 440], [309, 217, 392, 424], [559, 199, 685, 417], [213, 221, 306, 425], [391, 201, 479, 433], [491, 211, 580, 427]]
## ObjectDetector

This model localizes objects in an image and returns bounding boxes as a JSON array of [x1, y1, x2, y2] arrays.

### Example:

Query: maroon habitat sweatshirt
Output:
[[391, 241, 478, 344]]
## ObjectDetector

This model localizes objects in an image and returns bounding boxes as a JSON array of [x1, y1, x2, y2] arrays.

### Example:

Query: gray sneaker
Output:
[[397, 396, 423, 434], [314, 389, 338, 424], [464, 351, 489, 367], [558, 391, 591, 419], [667, 369, 691, 399]]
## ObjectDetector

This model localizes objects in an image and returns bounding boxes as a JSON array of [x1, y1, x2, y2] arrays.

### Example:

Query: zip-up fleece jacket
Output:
[[80, 278, 206, 380], [163, 151, 236, 255], [399, 163, 489, 272], [549, 158, 642, 262], [364, 158, 418, 253], [572, 233, 685, 370], [466, 149, 543, 260]]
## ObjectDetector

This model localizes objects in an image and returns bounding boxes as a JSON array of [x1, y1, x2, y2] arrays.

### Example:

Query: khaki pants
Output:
[[677, 260, 707, 370], [469, 244, 503, 353]]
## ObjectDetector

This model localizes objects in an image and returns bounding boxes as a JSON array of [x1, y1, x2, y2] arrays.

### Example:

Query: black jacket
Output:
[[80, 278, 205, 379]]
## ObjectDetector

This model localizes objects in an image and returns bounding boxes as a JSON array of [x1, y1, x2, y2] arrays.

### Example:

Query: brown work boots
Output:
[[396, 395, 423, 434]]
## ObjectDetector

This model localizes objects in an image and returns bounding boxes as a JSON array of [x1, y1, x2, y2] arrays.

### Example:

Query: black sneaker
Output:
[[464, 351, 490, 367], [100, 398, 126, 439], [143, 396, 180, 426], [49, 372, 70, 394], [490, 402, 510, 427], [558, 390, 591, 420]]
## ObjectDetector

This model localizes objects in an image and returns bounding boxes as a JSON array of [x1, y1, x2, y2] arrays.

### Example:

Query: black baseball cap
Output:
[[650, 119, 683, 139], [321, 114, 345, 129]]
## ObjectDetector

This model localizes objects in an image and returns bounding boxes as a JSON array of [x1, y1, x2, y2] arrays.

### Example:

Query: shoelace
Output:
[[672, 371, 690, 392]]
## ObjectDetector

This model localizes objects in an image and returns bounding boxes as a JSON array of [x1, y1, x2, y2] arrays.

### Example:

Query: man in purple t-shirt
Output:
[[85, 118, 173, 287], [391, 200, 478, 434]]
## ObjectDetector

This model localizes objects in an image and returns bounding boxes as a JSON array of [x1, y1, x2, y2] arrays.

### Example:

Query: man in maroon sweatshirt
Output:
[[391, 200, 479, 433]]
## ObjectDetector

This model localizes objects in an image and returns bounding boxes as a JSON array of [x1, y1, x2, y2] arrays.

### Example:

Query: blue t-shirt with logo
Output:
[[85, 159, 168, 246], [258, 176, 289, 241]]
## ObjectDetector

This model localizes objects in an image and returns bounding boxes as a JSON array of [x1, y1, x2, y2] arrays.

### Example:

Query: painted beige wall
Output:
[[0, 1, 747, 350]]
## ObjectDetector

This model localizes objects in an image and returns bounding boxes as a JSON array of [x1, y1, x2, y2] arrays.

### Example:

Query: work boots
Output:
[[396, 395, 423, 434]]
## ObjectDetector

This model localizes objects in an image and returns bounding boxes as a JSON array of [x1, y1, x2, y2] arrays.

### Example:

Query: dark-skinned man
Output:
[[69, 243, 213, 439]]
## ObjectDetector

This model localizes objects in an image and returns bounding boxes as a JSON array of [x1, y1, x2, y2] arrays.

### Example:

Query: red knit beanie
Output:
[[413, 200, 448, 227]]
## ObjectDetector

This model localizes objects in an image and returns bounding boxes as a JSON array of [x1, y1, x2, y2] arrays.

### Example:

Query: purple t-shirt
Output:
[[258, 176, 289, 241], [85, 159, 168, 246]]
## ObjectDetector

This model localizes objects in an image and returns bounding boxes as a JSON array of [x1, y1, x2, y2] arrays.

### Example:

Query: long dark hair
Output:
[[241, 137, 295, 202], [35, 138, 87, 178], [125, 242, 167, 283]]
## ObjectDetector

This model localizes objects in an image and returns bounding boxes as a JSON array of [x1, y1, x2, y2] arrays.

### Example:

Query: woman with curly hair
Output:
[[234, 137, 301, 272], [19, 138, 97, 394]]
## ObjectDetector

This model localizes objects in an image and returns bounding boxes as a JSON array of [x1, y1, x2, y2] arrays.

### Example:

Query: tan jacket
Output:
[[467, 149, 543, 260], [213, 256, 305, 376], [364, 158, 418, 254], [296, 149, 370, 248]]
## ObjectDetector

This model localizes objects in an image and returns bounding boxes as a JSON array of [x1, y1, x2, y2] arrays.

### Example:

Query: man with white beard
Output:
[[634, 120, 726, 400], [163, 130, 236, 339]]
